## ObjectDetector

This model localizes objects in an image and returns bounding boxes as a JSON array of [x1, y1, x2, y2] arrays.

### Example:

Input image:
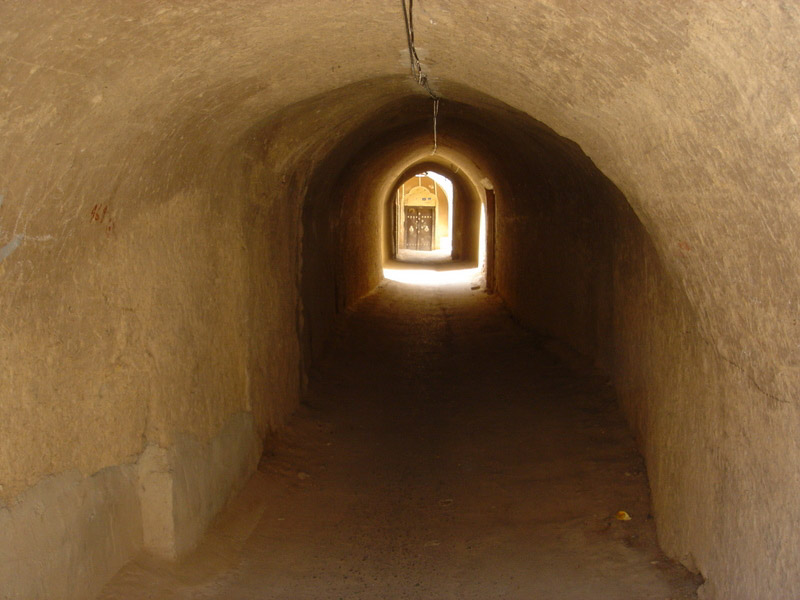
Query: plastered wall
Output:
[[0, 82, 310, 597], [492, 117, 800, 598], [611, 199, 800, 599]]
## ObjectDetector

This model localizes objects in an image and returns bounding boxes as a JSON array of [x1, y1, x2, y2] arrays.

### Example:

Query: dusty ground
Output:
[[98, 276, 700, 599]]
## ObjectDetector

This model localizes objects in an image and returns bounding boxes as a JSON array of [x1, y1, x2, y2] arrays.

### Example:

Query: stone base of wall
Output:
[[139, 412, 261, 559], [0, 466, 142, 600], [0, 411, 261, 600]]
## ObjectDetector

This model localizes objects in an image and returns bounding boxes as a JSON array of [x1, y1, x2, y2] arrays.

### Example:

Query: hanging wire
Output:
[[401, 0, 421, 79], [402, 0, 438, 99], [402, 0, 441, 154], [432, 98, 439, 154]]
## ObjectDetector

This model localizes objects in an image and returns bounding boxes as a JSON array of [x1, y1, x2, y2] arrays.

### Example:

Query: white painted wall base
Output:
[[139, 412, 262, 559], [0, 411, 261, 600], [0, 466, 142, 600]]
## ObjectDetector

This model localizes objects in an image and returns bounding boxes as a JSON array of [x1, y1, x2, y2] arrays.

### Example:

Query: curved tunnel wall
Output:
[[1, 3, 798, 599]]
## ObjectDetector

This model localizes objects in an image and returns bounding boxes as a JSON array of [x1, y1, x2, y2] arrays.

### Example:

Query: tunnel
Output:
[[1, 2, 799, 599]]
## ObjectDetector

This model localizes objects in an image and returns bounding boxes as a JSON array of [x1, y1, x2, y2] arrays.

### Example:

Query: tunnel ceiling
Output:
[[2, 2, 798, 400]]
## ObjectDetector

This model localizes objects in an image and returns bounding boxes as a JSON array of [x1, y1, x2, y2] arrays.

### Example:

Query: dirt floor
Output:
[[98, 274, 701, 599]]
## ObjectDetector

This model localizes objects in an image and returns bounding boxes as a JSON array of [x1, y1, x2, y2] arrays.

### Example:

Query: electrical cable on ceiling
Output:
[[402, 0, 440, 154], [432, 97, 439, 154]]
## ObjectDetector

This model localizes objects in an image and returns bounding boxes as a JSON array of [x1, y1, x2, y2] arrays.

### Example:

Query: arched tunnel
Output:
[[1, 2, 799, 599]]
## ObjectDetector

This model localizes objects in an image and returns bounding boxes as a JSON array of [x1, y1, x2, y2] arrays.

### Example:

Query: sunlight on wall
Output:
[[424, 171, 454, 251]]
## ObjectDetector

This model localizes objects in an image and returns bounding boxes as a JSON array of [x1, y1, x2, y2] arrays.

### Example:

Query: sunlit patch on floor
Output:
[[382, 265, 482, 286], [383, 249, 484, 287]]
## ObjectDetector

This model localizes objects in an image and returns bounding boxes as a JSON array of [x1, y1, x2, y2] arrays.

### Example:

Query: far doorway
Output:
[[395, 172, 452, 254], [404, 206, 435, 251]]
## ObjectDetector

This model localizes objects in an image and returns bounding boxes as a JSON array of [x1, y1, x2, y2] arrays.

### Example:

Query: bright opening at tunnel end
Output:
[[386, 171, 487, 288]]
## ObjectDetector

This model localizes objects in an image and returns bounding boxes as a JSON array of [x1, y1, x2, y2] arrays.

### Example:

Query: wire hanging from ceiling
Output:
[[402, 0, 440, 154], [432, 97, 439, 154]]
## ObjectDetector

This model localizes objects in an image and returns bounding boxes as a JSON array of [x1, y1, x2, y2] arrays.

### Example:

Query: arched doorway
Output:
[[395, 173, 451, 252]]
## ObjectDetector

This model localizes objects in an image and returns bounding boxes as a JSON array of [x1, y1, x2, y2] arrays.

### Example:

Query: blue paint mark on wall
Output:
[[0, 235, 22, 263], [0, 193, 19, 262], [0, 193, 17, 261]]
